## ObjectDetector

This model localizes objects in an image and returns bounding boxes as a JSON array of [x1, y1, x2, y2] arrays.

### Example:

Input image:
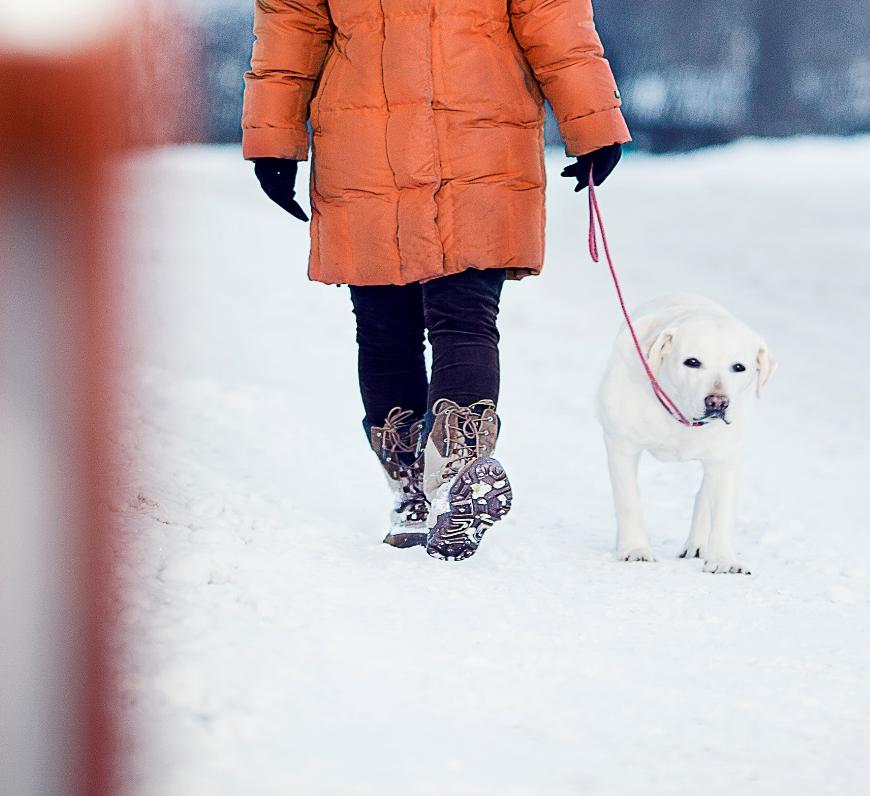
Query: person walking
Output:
[[242, 0, 630, 561]]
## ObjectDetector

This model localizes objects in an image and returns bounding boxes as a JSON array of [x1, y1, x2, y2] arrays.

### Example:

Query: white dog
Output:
[[597, 294, 776, 574]]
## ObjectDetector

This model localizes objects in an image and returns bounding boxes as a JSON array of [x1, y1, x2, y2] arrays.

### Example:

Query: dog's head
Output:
[[645, 317, 776, 425]]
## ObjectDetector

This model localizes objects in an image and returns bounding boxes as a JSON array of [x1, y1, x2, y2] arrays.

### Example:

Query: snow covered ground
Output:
[[116, 138, 870, 795]]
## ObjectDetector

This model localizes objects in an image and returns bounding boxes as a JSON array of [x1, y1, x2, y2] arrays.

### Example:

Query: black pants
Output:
[[349, 268, 507, 428]]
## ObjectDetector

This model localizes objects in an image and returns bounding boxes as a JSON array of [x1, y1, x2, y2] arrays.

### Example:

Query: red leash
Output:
[[586, 167, 702, 427]]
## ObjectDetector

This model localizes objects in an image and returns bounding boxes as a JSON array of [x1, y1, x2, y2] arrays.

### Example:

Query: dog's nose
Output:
[[704, 394, 730, 413]]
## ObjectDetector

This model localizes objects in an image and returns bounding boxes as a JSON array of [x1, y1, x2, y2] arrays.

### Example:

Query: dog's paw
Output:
[[703, 557, 751, 575], [616, 546, 656, 563], [678, 543, 705, 560]]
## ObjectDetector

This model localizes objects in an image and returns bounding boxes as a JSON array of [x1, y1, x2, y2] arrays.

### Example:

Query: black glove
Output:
[[253, 158, 309, 222], [560, 143, 622, 192]]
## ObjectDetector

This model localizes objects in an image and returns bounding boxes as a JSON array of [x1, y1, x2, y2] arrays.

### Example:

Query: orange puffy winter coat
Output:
[[242, 0, 630, 286]]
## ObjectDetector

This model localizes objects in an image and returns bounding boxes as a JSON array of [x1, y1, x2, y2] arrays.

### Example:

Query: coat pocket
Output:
[[310, 46, 339, 131], [508, 41, 544, 108]]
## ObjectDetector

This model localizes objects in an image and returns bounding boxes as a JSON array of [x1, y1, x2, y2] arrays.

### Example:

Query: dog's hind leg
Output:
[[604, 435, 655, 562], [680, 477, 711, 559]]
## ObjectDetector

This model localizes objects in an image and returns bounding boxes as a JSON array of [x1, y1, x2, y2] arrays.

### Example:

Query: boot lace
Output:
[[379, 406, 419, 462], [434, 399, 496, 482]]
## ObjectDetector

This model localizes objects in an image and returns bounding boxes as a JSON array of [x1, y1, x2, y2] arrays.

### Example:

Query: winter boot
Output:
[[422, 398, 513, 561], [368, 407, 429, 548]]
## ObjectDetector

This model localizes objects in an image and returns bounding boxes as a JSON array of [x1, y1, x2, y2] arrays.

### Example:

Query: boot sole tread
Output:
[[426, 457, 512, 562]]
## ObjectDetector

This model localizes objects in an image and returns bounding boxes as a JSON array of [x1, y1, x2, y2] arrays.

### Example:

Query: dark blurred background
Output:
[[190, 0, 870, 152]]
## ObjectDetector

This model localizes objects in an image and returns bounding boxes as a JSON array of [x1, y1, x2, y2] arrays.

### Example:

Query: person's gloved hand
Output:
[[560, 143, 622, 192], [253, 158, 309, 221]]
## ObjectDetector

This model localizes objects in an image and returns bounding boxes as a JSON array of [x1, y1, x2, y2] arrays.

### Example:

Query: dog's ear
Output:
[[645, 328, 676, 375], [756, 342, 777, 399]]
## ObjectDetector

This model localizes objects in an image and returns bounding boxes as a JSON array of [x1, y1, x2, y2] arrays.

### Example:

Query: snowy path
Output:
[[117, 139, 870, 795]]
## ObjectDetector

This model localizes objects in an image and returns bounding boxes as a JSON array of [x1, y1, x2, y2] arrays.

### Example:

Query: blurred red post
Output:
[[1, 5, 192, 790], [0, 21, 129, 796]]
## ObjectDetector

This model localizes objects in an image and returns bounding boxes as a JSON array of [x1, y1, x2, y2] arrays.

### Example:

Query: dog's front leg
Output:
[[702, 459, 749, 574], [680, 477, 711, 560], [604, 435, 655, 562]]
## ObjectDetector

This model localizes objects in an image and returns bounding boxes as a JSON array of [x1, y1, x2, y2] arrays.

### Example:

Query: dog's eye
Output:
[[732, 363, 747, 373], [683, 358, 702, 368]]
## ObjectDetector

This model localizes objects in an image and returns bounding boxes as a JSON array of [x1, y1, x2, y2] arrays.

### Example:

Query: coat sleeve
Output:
[[508, 0, 631, 156], [241, 0, 335, 161]]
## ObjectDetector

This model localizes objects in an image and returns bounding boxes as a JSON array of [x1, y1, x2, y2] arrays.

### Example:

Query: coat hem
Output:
[[308, 262, 543, 288]]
